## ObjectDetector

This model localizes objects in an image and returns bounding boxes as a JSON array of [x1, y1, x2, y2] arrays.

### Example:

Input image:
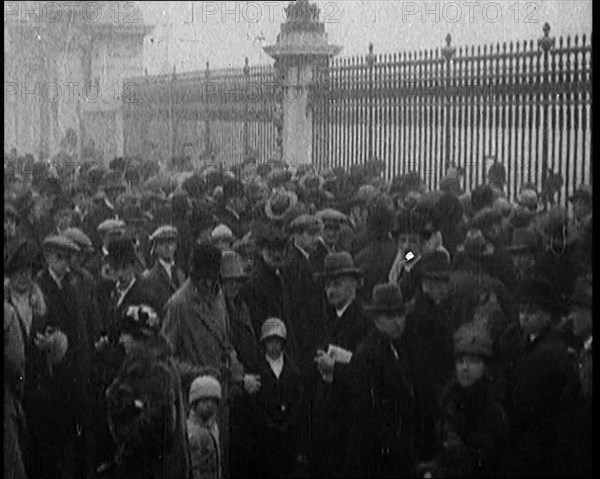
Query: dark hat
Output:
[[367, 202, 394, 236], [102, 171, 127, 192], [299, 172, 324, 191], [420, 250, 452, 280], [6, 240, 43, 275], [364, 283, 407, 315], [462, 227, 487, 252], [570, 276, 592, 308], [5, 202, 19, 220], [42, 235, 80, 254], [289, 214, 324, 234], [471, 207, 503, 231], [190, 243, 222, 281], [265, 190, 298, 221], [267, 168, 292, 189], [52, 195, 75, 214], [253, 222, 289, 249], [454, 322, 493, 358], [568, 184, 592, 204], [487, 161, 506, 184], [318, 252, 363, 279], [120, 304, 161, 339], [106, 237, 137, 267], [518, 276, 560, 314], [542, 208, 570, 240]]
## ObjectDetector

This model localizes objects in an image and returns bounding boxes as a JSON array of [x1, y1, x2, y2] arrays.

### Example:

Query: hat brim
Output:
[[316, 267, 363, 279], [363, 304, 406, 315], [221, 273, 249, 280], [265, 195, 298, 221], [507, 245, 537, 254], [422, 271, 452, 281]]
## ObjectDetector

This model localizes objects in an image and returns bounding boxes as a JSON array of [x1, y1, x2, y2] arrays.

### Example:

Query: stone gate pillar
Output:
[[264, 0, 341, 167]]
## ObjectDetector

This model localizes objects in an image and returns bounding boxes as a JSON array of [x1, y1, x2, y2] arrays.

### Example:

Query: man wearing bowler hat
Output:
[[92, 236, 161, 474], [162, 242, 244, 479], [310, 251, 370, 477], [344, 283, 418, 478]]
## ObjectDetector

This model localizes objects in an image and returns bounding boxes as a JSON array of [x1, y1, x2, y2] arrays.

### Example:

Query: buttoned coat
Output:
[[345, 328, 418, 478], [311, 299, 371, 477], [141, 261, 186, 314], [507, 326, 585, 478]]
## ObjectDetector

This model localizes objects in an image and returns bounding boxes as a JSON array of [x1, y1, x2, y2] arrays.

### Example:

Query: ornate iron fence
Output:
[[311, 24, 592, 205], [123, 59, 281, 167]]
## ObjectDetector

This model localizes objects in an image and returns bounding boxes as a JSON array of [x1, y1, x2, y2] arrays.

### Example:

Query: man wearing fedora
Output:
[[506, 276, 585, 478], [345, 283, 418, 478], [310, 252, 370, 478]]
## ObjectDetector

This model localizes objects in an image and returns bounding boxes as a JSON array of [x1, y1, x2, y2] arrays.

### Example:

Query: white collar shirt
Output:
[[266, 354, 284, 379]]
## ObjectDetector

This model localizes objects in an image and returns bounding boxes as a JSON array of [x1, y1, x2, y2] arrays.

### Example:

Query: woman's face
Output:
[[455, 354, 486, 387], [193, 398, 218, 421], [10, 268, 33, 293]]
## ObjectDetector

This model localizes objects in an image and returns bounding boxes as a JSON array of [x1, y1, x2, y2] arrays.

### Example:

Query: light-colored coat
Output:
[[162, 279, 243, 479]]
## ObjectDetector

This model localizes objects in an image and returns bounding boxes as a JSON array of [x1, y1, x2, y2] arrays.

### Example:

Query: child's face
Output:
[[455, 354, 486, 388], [264, 337, 284, 359], [193, 398, 218, 420]]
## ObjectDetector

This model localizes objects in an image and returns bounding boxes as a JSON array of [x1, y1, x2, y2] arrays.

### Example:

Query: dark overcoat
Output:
[[354, 237, 399, 303], [242, 257, 293, 340], [106, 336, 190, 479], [141, 261, 186, 314], [281, 244, 328, 375], [344, 328, 418, 478], [430, 378, 510, 478], [310, 299, 371, 477], [507, 326, 586, 478], [250, 354, 304, 478], [404, 293, 456, 461]]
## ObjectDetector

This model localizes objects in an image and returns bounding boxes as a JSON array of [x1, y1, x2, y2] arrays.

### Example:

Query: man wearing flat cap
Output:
[[89, 218, 127, 281], [28, 235, 96, 478], [141, 225, 186, 312], [162, 242, 244, 479], [344, 283, 418, 477], [310, 252, 370, 477]]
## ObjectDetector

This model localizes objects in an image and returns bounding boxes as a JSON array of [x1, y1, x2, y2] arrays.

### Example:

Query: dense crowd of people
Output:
[[4, 150, 592, 478]]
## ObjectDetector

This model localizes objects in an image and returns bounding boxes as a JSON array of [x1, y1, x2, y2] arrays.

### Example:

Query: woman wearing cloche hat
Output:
[[419, 322, 509, 478]]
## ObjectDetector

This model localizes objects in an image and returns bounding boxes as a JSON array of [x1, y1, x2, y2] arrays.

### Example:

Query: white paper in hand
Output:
[[327, 344, 353, 364]]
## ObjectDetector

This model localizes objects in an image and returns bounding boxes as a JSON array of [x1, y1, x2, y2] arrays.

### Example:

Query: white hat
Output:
[[189, 375, 222, 404], [211, 223, 234, 242], [260, 317, 287, 342]]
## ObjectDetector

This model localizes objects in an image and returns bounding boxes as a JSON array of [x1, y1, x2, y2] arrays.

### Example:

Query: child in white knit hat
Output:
[[187, 375, 222, 479]]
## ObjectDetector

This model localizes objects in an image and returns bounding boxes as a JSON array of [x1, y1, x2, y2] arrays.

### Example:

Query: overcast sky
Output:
[[138, 1, 592, 74]]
